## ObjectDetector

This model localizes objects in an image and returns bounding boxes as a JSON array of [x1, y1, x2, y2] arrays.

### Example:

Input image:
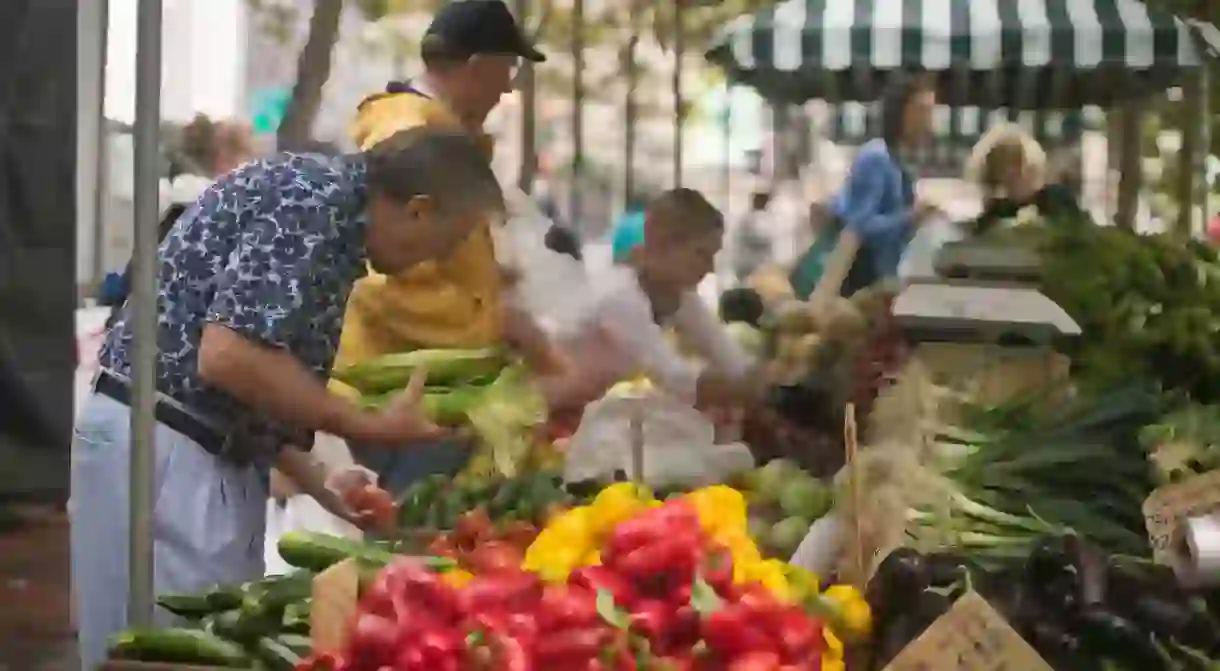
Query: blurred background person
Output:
[[98, 115, 254, 322], [789, 74, 940, 299], [967, 122, 1083, 233], [732, 190, 774, 284]]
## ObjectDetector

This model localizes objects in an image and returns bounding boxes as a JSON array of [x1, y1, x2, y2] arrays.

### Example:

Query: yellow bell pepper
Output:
[[822, 628, 845, 671], [736, 559, 793, 602], [545, 506, 596, 547], [821, 584, 873, 640], [718, 528, 763, 582], [523, 505, 598, 582], [589, 483, 652, 536], [581, 550, 602, 567], [685, 485, 748, 538]]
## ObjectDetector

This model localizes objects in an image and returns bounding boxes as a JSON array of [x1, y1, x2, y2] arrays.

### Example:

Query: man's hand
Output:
[[325, 467, 396, 534], [274, 448, 394, 532], [350, 369, 447, 445]]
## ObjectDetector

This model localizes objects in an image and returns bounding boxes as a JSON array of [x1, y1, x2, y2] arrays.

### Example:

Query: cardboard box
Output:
[[914, 342, 1071, 407], [310, 559, 362, 655]]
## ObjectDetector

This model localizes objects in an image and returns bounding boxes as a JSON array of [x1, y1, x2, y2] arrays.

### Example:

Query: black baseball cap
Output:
[[425, 0, 545, 63]]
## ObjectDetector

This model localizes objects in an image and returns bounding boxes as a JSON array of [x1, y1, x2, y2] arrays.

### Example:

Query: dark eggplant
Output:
[[1130, 596, 1220, 656], [924, 551, 972, 588], [867, 548, 930, 619], [1073, 604, 1170, 670], [1026, 534, 1074, 587], [1023, 619, 1099, 671]]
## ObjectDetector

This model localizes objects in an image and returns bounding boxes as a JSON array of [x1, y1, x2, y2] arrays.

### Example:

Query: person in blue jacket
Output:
[[791, 74, 941, 298]]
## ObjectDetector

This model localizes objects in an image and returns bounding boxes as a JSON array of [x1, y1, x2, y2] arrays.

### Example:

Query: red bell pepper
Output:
[[602, 517, 671, 564], [348, 612, 402, 668], [701, 603, 780, 659], [538, 584, 601, 631], [650, 498, 702, 532], [613, 531, 701, 588], [393, 645, 428, 671], [570, 565, 638, 608], [458, 570, 543, 614], [666, 582, 694, 608], [727, 651, 783, 671], [700, 546, 735, 597], [414, 627, 466, 663], [603, 499, 702, 560], [772, 608, 822, 662], [628, 598, 671, 643], [533, 625, 616, 666], [657, 605, 701, 656], [486, 631, 535, 671]]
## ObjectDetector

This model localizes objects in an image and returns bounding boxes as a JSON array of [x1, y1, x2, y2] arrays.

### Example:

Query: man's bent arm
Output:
[[198, 323, 372, 440]]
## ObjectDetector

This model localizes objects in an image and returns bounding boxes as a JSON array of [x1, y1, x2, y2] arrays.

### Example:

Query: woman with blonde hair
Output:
[[967, 122, 1082, 232]]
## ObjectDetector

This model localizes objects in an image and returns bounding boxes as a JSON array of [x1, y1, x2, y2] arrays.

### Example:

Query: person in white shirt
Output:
[[541, 188, 764, 419]]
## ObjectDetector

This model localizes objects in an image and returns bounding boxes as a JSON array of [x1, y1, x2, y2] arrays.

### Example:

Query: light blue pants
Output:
[[70, 392, 267, 670]]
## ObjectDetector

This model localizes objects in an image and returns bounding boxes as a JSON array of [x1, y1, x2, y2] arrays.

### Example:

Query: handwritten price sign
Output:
[[1143, 470, 1220, 565], [881, 592, 1053, 671]]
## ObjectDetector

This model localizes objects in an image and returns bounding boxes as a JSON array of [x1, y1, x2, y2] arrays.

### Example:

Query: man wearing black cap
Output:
[[333, 0, 557, 495]]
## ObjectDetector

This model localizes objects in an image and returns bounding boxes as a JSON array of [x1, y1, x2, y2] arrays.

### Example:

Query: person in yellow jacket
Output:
[[333, 0, 557, 493]]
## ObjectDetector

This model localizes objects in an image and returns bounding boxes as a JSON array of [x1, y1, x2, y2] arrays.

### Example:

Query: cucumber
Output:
[[276, 530, 455, 573], [259, 571, 314, 611], [108, 627, 253, 667], [281, 600, 310, 635], [275, 634, 313, 657], [206, 609, 244, 640], [205, 584, 246, 611], [156, 594, 217, 620], [255, 636, 305, 671]]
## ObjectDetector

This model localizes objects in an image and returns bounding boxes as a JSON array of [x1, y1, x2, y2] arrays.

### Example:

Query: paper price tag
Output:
[[1143, 470, 1220, 565], [881, 592, 1053, 671]]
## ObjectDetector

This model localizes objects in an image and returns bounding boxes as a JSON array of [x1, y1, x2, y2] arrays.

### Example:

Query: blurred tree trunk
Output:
[[569, 0, 584, 229], [514, 0, 537, 192], [672, 1, 684, 188], [276, 0, 343, 151], [623, 18, 640, 204]]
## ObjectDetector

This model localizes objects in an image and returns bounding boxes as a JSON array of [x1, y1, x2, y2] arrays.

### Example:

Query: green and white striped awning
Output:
[[707, 0, 1220, 108]]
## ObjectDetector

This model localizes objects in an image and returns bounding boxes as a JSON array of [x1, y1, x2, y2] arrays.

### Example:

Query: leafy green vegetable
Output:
[[983, 216, 1220, 403]]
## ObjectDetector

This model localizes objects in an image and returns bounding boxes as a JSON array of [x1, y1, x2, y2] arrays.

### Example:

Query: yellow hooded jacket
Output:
[[331, 89, 502, 394]]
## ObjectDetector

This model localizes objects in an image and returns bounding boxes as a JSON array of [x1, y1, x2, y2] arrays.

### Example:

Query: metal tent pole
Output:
[[76, 0, 110, 292], [128, 0, 163, 627]]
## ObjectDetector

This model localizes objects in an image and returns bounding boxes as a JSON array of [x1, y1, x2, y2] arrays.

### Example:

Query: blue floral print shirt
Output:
[[99, 153, 369, 456]]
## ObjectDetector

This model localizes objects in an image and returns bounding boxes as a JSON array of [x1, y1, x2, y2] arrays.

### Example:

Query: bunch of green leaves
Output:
[[985, 216, 1220, 403]]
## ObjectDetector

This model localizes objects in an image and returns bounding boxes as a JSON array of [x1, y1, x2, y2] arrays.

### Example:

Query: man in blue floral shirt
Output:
[[71, 127, 504, 669]]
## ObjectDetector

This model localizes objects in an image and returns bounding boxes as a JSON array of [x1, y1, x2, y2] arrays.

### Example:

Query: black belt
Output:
[[94, 372, 228, 457]]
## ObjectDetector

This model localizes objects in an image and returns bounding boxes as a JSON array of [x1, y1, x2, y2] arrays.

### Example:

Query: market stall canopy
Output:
[[707, 0, 1220, 108]]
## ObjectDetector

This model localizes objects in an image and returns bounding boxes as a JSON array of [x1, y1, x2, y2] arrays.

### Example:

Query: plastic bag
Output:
[[562, 390, 754, 487], [787, 513, 844, 576], [493, 187, 597, 336], [264, 435, 367, 576]]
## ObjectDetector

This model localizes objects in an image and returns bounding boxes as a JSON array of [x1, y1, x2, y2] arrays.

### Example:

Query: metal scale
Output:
[[892, 239, 1082, 405]]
